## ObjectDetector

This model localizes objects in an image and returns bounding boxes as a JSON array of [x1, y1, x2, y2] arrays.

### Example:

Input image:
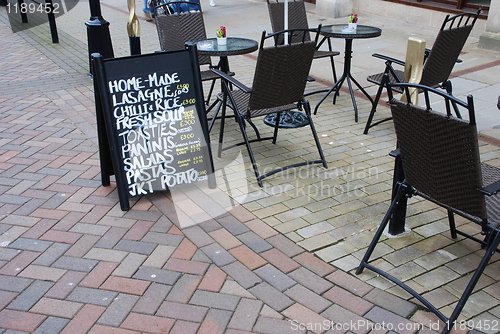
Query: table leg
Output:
[[314, 39, 373, 122], [388, 152, 407, 235], [208, 56, 230, 134]]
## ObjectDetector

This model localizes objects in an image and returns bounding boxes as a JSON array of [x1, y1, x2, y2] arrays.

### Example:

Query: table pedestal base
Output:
[[263, 111, 310, 128]]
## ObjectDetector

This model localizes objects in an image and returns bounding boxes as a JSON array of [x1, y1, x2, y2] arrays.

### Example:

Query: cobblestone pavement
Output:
[[1, 0, 500, 333]]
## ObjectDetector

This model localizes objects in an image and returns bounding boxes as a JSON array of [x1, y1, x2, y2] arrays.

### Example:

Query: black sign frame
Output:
[[92, 45, 215, 211]]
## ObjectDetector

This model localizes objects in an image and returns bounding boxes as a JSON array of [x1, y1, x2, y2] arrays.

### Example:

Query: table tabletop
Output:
[[320, 24, 382, 39], [195, 37, 258, 56]]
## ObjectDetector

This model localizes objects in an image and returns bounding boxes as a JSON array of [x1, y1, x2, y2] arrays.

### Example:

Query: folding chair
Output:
[[363, 9, 480, 134], [266, 0, 339, 87], [212, 27, 328, 187], [154, 1, 228, 105], [357, 81, 500, 334]]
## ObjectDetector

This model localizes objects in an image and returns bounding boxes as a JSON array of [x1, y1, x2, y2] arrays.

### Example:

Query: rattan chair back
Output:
[[267, 0, 311, 45], [389, 95, 486, 223], [154, 2, 210, 66], [419, 12, 478, 87], [248, 38, 316, 115]]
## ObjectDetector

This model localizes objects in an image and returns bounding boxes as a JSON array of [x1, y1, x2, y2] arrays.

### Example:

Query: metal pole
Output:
[[18, 0, 28, 23], [46, 0, 59, 43], [127, 0, 141, 55], [86, 0, 114, 72]]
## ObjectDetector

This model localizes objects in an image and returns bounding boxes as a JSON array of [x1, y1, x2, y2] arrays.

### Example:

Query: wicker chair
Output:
[[363, 10, 480, 134], [266, 0, 339, 86], [357, 81, 500, 334], [154, 1, 227, 105], [212, 27, 328, 187]]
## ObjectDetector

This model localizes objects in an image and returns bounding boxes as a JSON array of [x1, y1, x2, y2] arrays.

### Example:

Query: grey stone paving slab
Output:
[[200, 243, 237, 267], [222, 261, 262, 289], [364, 306, 418, 334], [67, 287, 119, 306], [98, 293, 140, 327], [254, 264, 297, 292], [363, 288, 417, 318], [217, 215, 250, 235], [266, 234, 304, 257], [320, 304, 369, 333], [253, 316, 303, 334], [0, 275, 34, 292], [288, 267, 333, 295], [181, 225, 216, 248], [248, 282, 294, 312], [32, 317, 70, 334], [156, 301, 208, 322], [52, 256, 98, 272], [133, 267, 181, 285], [32, 243, 71, 267], [190, 290, 240, 311], [113, 240, 157, 255], [94, 227, 128, 249], [284, 284, 332, 313], [7, 280, 54, 311], [132, 283, 171, 315], [228, 298, 263, 331], [237, 231, 273, 253], [8, 238, 53, 252], [0, 248, 22, 261], [203, 308, 233, 333]]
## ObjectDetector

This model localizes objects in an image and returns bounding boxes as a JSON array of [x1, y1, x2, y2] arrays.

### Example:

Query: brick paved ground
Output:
[[1, 0, 500, 333]]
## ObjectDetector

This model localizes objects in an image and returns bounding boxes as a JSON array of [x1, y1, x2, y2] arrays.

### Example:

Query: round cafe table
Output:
[[196, 37, 258, 74], [314, 24, 382, 122], [195, 37, 258, 133]]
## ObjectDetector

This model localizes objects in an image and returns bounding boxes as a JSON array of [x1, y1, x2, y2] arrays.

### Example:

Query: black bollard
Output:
[[127, 0, 141, 55], [86, 0, 114, 73], [130, 37, 141, 55]]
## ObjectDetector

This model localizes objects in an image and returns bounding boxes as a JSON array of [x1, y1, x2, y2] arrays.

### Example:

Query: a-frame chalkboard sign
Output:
[[92, 44, 215, 211]]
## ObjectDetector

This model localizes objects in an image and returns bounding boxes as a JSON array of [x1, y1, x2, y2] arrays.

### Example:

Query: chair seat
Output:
[[367, 70, 440, 93], [200, 70, 234, 82], [314, 49, 340, 59], [217, 90, 297, 118], [367, 70, 406, 93]]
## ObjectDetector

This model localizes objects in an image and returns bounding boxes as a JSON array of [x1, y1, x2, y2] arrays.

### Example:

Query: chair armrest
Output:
[[480, 180, 500, 196], [424, 48, 461, 63], [372, 53, 405, 67], [389, 148, 400, 158], [211, 69, 252, 93], [424, 48, 431, 58]]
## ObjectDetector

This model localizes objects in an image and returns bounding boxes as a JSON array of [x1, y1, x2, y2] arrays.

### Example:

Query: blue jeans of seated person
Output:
[[143, 0, 154, 18], [167, 0, 200, 12]]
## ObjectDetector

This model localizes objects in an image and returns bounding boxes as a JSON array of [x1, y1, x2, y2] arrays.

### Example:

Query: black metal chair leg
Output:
[[442, 229, 500, 334], [238, 117, 263, 187], [363, 79, 386, 135], [272, 112, 281, 144], [356, 182, 409, 275], [304, 101, 328, 169], [206, 79, 217, 105], [448, 209, 458, 239]]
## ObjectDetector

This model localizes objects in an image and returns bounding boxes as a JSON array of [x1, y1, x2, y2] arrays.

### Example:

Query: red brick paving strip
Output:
[[0, 309, 46, 332]]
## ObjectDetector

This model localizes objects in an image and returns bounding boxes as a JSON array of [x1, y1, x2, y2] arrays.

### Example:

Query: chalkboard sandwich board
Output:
[[92, 45, 215, 211]]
